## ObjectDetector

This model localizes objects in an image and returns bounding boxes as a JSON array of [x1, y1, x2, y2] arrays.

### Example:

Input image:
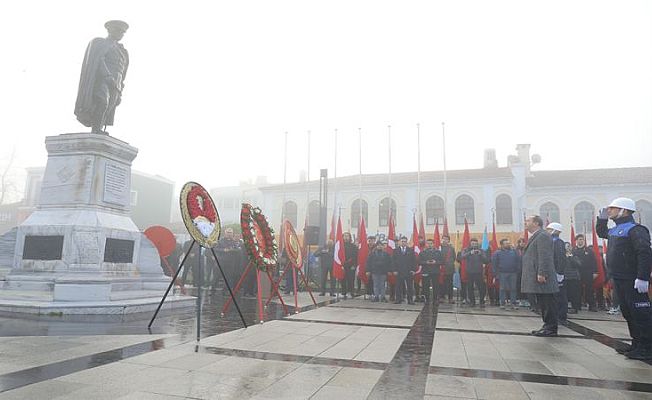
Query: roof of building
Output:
[[527, 167, 652, 187], [259, 167, 514, 191]]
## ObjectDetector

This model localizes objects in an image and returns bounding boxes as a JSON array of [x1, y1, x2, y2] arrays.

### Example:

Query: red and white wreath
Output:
[[240, 203, 277, 270]]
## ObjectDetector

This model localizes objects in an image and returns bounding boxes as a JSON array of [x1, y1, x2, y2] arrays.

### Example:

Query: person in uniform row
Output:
[[419, 239, 443, 304], [461, 238, 489, 307], [597, 197, 652, 360], [366, 240, 393, 302], [393, 237, 417, 304]]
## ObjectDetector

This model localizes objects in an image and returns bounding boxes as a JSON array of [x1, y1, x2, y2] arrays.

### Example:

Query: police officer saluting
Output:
[[597, 198, 652, 360]]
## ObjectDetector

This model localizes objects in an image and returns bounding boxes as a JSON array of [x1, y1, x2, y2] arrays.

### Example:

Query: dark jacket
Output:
[[571, 246, 596, 280], [439, 245, 456, 274], [367, 249, 393, 274], [314, 244, 334, 271], [564, 253, 581, 280], [393, 246, 417, 276], [521, 229, 558, 294], [597, 215, 652, 281], [551, 235, 567, 275], [491, 248, 521, 274], [461, 247, 488, 275], [419, 248, 443, 275], [343, 242, 359, 271]]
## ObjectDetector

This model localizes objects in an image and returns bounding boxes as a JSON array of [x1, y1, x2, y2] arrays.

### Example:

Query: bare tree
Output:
[[0, 148, 17, 205]]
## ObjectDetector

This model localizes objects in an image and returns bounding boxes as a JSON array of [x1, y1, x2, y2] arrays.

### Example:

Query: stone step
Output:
[[0, 228, 17, 268], [109, 289, 172, 301]]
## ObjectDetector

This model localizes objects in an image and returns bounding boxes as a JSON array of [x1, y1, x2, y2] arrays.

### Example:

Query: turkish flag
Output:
[[412, 215, 422, 283], [592, 218, 605, 289], [460, 218, 470, 283], [357, 217, 369, 283], [332, 216, 345, 281], [487, 221, 499, 289], [570, 220, 576, 248], [386, 212, 396, 284], [442, 217, 449, 238], [419, 213, 426, 242]]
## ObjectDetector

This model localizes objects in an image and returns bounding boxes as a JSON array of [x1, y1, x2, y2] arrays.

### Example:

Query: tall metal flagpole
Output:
[[282, 131, 288, 225], [306, 131, 311, 224], [417, 123, 422, 220], [388, 125, 393, 227], [442, 122, 448, 217], [333, 129, 338, 221], [358, 128, 363, 230]]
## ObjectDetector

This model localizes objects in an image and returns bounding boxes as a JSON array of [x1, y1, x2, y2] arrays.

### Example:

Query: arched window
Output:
[[495, 194, 513, 225], [574, 201, 595, 233], [283, 201, 298, 227], [379, 197, 397, 227], [636, 200, 652, 226], [426, 195, 445, 225], [307, 200, 320, 226], [351, 199, 369, 226], [455, 195, 475, 224], [539, 202, 560, 225]]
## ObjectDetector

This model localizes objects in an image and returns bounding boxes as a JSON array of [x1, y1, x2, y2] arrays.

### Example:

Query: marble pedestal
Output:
[[1, 133, 193, 315]]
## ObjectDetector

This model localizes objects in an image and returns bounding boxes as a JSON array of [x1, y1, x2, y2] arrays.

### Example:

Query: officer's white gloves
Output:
[[598, 207, 609, 220], [634, 279, 649, 294], [556, 273, 564, 283]]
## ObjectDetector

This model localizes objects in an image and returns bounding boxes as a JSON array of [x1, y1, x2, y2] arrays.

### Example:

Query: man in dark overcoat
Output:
[[521, 215, 559, 336]]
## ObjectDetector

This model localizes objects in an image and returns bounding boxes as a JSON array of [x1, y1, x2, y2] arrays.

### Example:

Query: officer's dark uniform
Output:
[[551, 234, 568, 324], [419, 246, 443, 303], [597, 215, 652, 358]]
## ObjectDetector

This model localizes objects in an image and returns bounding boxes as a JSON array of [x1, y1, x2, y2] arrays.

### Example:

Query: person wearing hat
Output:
[[597, 198, 652, 360], [75, 20, 130, 134], [546, 222, 569, 325]]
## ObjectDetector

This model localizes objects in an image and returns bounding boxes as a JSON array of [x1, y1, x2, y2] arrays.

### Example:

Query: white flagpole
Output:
[[417, 123, 422, 220], [388, 125, 393, 228], [442, 122, 448, 218], [305, 130, 311, 225], [280, 131, 288, 251], [358, 128, 363, 229], [333, 128, 338, 220]]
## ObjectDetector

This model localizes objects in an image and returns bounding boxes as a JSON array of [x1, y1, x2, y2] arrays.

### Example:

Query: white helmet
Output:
[[607, 197, 636, 212], [546, 222, 563, 232]]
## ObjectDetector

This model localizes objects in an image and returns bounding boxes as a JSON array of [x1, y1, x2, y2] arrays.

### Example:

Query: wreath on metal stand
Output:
[[240, 203, 278, 270]]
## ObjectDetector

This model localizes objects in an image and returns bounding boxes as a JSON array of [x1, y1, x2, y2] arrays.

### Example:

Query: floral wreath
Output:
[[180, 182, 220, 248], [283, 220, 303, 269], [240, 203, 277, 270]]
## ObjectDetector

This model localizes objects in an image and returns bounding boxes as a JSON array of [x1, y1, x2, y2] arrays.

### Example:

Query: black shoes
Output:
[[625, 347, 652, 360], [533, 330, 558, 337]]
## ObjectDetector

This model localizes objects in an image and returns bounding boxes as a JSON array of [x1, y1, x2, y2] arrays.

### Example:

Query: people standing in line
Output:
[[439, 235, 457, 304], [414, 237, 427, 303], [515, 238, 531, 309], [461, 238, 489, 307], [362, 236, 377, 298], [492, 238, 521, 310], [367, 240, 393, 302], [393, 237, 417, 304], [522, 215, 559, 337], [546, 223, 568, 325], [341, 232, 359, 299], [315, 240, 335, 297], [420, 239, 443, 304], [564, 242, 581, 313], [597, 197, 652, 360], [456, 249, 468, 304], [572, 234, 598, 311]]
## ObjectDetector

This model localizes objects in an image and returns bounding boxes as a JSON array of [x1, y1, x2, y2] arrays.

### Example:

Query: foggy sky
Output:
[[1, 0, 651, 198]]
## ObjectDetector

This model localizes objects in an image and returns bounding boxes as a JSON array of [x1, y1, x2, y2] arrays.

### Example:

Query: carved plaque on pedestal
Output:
[[23, 236, 64, 260], [104, 238, 134, 263], [103, 161, 129, 206]]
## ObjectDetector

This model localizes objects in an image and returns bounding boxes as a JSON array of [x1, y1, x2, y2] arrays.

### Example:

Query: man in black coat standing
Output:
[[461, 238, 489, 306], [315, 240, 335, 296], [573, 234, 598, 311], [420, 239, 443, 304], [341, 233, 359, 299], [393, 237, 417, 304]]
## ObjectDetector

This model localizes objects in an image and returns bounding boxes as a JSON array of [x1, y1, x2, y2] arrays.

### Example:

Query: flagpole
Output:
[[282, 131, 288, 224], [417, 123, 422, 222], [442, 122, 448, 218], [334, 128, 338, 221], [388, 125, 393, 229], [358, 127, 363, 228], [305, 130, 311, 225]]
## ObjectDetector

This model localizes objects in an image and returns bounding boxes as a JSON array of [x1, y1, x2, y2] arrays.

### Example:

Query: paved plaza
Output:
[[0, 292, 651, 399]]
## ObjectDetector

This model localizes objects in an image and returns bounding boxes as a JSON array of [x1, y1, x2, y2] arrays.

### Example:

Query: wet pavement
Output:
[[0, 290, 651, 399]]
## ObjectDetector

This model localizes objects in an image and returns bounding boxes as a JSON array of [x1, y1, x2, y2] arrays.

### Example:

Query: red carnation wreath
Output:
[[180, 182, 220, 248], [187, 185, 217, 222], [241, 203, 277, 271]]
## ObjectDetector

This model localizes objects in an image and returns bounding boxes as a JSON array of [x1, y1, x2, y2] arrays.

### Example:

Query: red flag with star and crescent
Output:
[[332, 216, 345, 281], [357, 217, 369, 284]]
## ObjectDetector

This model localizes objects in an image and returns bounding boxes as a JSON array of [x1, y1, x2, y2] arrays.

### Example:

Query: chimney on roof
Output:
[[484, 149, 498, 169]]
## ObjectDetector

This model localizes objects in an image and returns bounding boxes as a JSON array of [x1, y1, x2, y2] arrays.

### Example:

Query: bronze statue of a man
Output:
[[74, 20, 129, 135]]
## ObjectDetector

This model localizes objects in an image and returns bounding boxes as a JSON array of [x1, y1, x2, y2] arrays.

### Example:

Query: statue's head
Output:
[[105, 20, 129, 41]]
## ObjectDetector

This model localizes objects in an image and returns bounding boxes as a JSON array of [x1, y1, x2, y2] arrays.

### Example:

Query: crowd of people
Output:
[[313, 197, 652, 360]]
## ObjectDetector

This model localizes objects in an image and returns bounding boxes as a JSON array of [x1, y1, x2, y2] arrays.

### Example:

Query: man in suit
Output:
[[521, 215, 559, 337], [393, 237, 417, 304]]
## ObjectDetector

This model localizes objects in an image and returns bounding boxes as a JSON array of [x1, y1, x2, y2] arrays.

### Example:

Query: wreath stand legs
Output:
[[162, 256, 186, 295], [297, 267, 318, 307], [266, 269, 289, 316], [149, 240, 196, 329], [209, 248, 247, 329], [221, 261, 253, 317]]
